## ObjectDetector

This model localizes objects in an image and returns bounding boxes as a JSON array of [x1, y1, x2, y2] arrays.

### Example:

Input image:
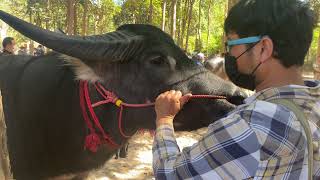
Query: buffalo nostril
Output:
[[227, 96, 245, 105]]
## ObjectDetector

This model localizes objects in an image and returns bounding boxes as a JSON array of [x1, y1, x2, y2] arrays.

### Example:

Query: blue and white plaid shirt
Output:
[[152, 80, 320, 179]]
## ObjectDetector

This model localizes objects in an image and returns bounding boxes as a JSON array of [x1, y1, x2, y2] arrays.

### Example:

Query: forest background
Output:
[[0, 0, 319, 72]]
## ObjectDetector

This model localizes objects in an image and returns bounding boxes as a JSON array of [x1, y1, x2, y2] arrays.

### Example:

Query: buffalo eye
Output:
[[149, 56, 166, 66]]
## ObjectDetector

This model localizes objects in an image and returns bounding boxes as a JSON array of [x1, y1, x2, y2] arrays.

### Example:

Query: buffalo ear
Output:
[[61, 55, 105, 82]]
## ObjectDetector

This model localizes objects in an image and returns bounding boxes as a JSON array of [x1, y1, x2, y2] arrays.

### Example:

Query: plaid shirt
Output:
[[152, 80, 320, 180]]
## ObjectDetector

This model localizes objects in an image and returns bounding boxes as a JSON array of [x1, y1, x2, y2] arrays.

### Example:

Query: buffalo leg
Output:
[[114, 142, 129, 159]]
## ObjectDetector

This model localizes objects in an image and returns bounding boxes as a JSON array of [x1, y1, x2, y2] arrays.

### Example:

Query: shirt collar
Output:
[[244, 80, 320, 104]]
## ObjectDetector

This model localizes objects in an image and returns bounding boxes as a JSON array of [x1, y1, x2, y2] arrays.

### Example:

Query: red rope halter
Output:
[[79, 80, 226, 153]]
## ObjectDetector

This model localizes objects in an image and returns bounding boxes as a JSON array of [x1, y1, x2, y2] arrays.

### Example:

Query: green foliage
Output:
[[0, 0, 319, 62]]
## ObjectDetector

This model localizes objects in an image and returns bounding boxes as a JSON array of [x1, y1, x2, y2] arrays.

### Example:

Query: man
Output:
[[17, 44, 28, 55], [1, 37, 15, 55], [34, 44, 45, 56], [153, 0, 320, 179], [191, 52, 205, 66]]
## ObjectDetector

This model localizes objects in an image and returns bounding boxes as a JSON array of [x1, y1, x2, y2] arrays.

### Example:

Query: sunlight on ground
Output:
[[136, 148, 153, 164], [89, 129, 207, 179]]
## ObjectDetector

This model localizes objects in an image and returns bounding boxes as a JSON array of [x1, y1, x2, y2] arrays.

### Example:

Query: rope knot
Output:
[[84, 133, 101, 153]]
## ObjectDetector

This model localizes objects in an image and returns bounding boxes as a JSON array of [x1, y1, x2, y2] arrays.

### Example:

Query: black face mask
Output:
[[225, 47, 262, 91]]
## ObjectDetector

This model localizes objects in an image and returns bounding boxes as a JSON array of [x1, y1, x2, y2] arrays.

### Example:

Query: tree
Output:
[[185, 0, 195, 51], [195, 0, 202, 51], [170, 0, 177, 39], [66, 0, 76, 35], [81, 0, 88, 35], [161, 0, 166, 31], [74, 0, 78, 35], [311, 0, 320, 79], [0, 22, 8, 42], [148, 0, 153, 24], [178, 0, 189, 47], [206, 0, 212, 56]]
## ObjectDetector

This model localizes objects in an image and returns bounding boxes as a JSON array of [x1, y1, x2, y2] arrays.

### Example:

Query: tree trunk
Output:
[[314, 28, 320, 79], [133, 13, 136, 24], [179, 0, 189, 47], [0, 22, 8, 42], [74, 1, 78, 35], [177, 0, 182, 45], [87, 14, 90, 35], [196, 0, 202, 51], [185, 0, 195, 51], [94, 15, 98, 35], [161, 0, 166, 31], [29, 11, 35, 55], [67, 0, 75, 35], [148, 0, 153, 24], [97, 12, 104, 34], [46, 0, 51, 30], [82, 0, 88, 36], [206, 1, 212, 56], [170, 0, 177, 39]]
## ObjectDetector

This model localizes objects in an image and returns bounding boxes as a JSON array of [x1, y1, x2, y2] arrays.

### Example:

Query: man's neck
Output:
[[255, 62, 304, 92]]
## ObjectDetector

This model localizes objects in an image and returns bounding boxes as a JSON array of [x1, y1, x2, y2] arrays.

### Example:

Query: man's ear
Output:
[[259, 37, 274, 63]]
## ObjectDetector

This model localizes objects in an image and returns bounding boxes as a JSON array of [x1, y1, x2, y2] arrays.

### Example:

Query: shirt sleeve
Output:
[[152, 115, 261, 180]]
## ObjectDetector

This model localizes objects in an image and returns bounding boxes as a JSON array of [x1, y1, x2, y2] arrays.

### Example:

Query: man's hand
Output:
[[155, 90, 192, 126]]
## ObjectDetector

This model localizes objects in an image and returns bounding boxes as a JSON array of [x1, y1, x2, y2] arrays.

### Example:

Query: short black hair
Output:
[[2, 37, 14, 48], [224, 0, 315, 67]]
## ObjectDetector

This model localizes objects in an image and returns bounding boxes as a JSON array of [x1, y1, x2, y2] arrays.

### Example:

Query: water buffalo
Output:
[[0, 10, 247, 179], [204, 55, 228, 80]]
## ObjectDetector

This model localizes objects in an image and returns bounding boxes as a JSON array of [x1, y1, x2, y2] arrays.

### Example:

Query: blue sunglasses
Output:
[[225, 36, 262, 53]]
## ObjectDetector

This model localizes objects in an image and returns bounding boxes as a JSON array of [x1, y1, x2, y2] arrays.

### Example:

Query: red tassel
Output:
[[149, 130, 155, 137], [84, 133, 101, 153]]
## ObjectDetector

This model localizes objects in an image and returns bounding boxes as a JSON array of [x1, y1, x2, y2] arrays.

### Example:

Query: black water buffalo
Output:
[[204, 56, 228, 80], [0, 10, 247, 179]]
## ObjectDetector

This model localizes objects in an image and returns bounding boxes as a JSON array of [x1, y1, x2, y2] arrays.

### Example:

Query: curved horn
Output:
[[0, 10, 143, 61]]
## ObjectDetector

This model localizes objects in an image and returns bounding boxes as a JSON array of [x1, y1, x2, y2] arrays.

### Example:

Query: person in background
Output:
[[191, 52, 206, 66], [34, 44, 45, 56], [152, 0, 320, 179], [17, 44, 28, 55], [1, 37, 15, 55]]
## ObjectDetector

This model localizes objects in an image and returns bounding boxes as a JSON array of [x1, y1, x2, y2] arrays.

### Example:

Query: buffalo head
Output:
[[0, 10, 246, 132]]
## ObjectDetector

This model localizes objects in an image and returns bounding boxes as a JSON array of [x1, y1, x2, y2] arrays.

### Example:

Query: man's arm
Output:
[[152, 90, 261, 179], [152, 114, 261, 179]]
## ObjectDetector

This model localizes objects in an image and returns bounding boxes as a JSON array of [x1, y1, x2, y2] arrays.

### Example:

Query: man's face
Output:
[[6, 40, 16, 53], [226, 33, 260, 75]]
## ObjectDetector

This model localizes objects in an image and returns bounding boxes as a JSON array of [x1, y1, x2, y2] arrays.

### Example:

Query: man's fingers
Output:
[[180, 93, 192, 107], [174, 91, 182, 100], [169, 90, 176, 95], [157, 91, 191, 104]]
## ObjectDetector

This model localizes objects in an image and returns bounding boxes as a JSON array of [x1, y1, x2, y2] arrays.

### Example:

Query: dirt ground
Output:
[[87, 128, 208, 180]]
